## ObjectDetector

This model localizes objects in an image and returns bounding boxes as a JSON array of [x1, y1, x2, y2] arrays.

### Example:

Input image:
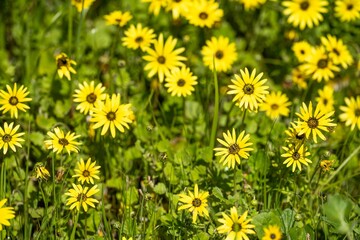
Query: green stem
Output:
[[233, 166, 237, 201], [240, 109, 247, 129], [70, 210, 80, 240], [24, 119, 31, 239], [68, 0, 73, 55], [209, 65, 219, 151], [51, 153, 57, 236], [75, 0, 85, 60]]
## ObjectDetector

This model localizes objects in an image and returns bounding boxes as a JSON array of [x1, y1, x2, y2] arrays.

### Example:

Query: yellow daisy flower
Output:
[[164, 67, 198, 97], [122, 24, 156, 51], [260, 91, 291, 119], [44, 127, 81, 155], [143, 34, 187, 82], [178, 184, 209, 223], [214, 129, 253, 169], [142, 0, 167, 16], [34, 163, 50, 181], [262, 225, 282, 240], [104, 11, 133, 27], [291, 67, 308, 89], [65, 184, 99, 212], [73, 81, 107, 115], [285, 122, 306, 147], [300, 46, 340, 82], [0, 198, 15, 231], [320, 159, 335, 172], [339, 96, 360, 131], [184, 0, 223, 28], [56, 53, 77, 81], [292, 41, 312, 63], [71, 0, 95, 12], [239, 0, 267, 10], [201, 36, 237, 72], [217, 207, 256, 240], [335, 0, 360, 22], [0, 83, 32, 119], [0, 122, 25, 155], [227, 68, 269, 111], [315, 85, 334, 113], [165, 0, 191, 19], [295, 101, 336, 143], [90, 94, 134, 138], [281, 144, 311, 172], [282, 0, 328, 30], [321, 35, 353, 69], [72, 158, 101, 184]]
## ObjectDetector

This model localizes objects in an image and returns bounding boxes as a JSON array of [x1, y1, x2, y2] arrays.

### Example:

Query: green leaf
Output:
[[164, 162, 179, 185], [252, 210, 282, 239], [281, 208, 295, 235], [289, 226, 307, 240], [154, 183, 167, 195], [212, 187, 226, 202]]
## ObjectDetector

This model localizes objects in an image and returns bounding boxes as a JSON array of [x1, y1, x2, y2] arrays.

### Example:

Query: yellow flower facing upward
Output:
[[339, 96, 360, 131], [34, 163, 50, 181], [122, 24, 156, 51], [71, 0, 95, 12], [44, 127, 81, 155], [260, 91, 291, 119], [0, 83, 32, 119], [73, 81, 107, 115], [295, 101, 336, 143], [321, 35, 353, 69], [292, 41, 312, 63], [0, 198, 15, 231], [315, 85, 334, 113], [217, 207, 256, 240], [201, 36, 237, 72], [281, 144, 311, 172], [282, 0, 328, 30], [142, 0, 167, 16], [56, 53, 77, 80], [164, 67, 198, 97], [228, 68, 269, 111], [184, 0, 223, 28], [143, 34, 187, 82], [239, 0, 267, 10], [166, 0, 191, 19], [104, 11, 133, 27], [214, 129, 253, 169], [291, 67, 308, 89], [262, 225, 282, 240], [65, 184, 99, 212], [90, 94, 134, 138], [178, 184, 209, 223], [0, 122, 25, 155], [335, 0, 360, 22], [300, 46, 340, 82], [72, 158, 101, 184]]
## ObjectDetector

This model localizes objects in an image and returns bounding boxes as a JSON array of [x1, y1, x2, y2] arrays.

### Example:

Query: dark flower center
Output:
[[107, 112, 116, 121], [300, 50, 305, 55], [157, 56, 166, 64], [199, 12, 208, 20], [270, 233, 276, 239], [347, 4, 353, 10], [135, 36, 144, 43], [355, 108, 360, 117], [317, 59, 328, 69], [58, 57, 68, 67], [232, 222, 242, 232], [243, 84, 254, 95], [323, 98, 328, 105], [215, 50, 224, 59], [177, 79, 186, 87], [9, 96, 19, 106], [296, 133, 305, 140], [77, 193, 87, 202], [58, 138, 69, 146], [82, 170, 90, 177], [300, 1, 310, 10], [2, 134, 12, 143], [271, 104, 279, 110], [174, 0, 182, 2], [192, 198, 202, 207], [86, 93, 97, 103], [229, 143, 240, 154], [307, 117, 319, 129], [333, 48, 340, 56], [292, 152, 300, 160], [115, 18, 122, 23]]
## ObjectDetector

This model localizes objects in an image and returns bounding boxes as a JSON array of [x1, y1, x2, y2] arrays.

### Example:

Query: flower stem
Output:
[[209, 62, 219, 151], [70, 210, 80, 240]]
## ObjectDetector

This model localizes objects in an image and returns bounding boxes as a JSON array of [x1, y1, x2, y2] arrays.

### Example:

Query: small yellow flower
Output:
[[320, 160, 335, 172], [65, 184, 99, 212], [281, 144, 312, 172], [0, 83, 32, 119], [104, 11, 133, 27], [142, 0, 167, 16], [262, 225, 282, 240], [72, 158, 101, 184], [239, 0, 267, 10], [122, 24, 156, 51], [260, 91, 291, 119], [291, 67, 308, 89], [321, 34, 353, 69], [315, 85, 334, 113], [0, 198, 16, 231], [184, 0, 223, 28], [71, 0, 95, 12], [73, 81, 107, 115], [44, 127, 82, 155], [56, 53, 77, 80], [0, 122, 25, 155], [34, 163, 50, 181], [164, 67, 198, 97], [178, 184, 209, 223], [292, 41, 312, 63], [335, 0, 360, 22], [339, 96, 360, 131]]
